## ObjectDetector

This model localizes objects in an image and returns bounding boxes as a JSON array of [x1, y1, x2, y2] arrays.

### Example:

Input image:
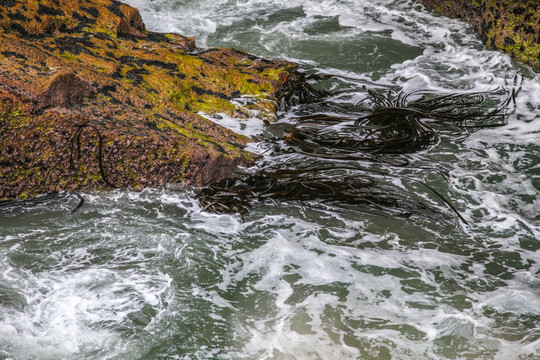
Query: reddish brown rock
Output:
[[34, 71, 96, 111], [0, 0, 296, 199]]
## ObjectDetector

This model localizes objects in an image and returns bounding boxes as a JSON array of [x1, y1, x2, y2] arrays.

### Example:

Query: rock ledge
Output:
[[0, 0, 296, 199]]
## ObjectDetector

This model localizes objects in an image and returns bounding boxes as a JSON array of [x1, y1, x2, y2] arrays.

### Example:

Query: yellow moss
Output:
[[156, 116, 243, 156], [82, 24, 116, 37], [60, 51, 79, 61], [194, 96, 236, 114]]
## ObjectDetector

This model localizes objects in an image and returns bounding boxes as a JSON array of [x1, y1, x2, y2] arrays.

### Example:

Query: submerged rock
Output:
[[418, 0, 540, 71], [0, 0, 296, 199]]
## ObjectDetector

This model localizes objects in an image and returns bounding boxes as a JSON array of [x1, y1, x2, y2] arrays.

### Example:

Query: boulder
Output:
[[0, 0, 296, 199]]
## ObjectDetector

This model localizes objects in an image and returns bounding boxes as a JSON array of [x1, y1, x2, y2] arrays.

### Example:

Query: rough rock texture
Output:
[[418, 0, 540, 70], [0, 0, 296, 199]]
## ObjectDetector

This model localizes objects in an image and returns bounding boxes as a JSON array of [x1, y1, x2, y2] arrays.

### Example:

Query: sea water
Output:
[[1, 0, 539, 359]]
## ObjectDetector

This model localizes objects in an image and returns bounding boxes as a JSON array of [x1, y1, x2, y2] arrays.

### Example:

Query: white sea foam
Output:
[[198, 110, 267, 138], [0, 191, 182, 359], [0, 263, 172, 358]]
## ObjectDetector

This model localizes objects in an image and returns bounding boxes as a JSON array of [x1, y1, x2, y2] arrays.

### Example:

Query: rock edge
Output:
[[418, 0, 540, 71]]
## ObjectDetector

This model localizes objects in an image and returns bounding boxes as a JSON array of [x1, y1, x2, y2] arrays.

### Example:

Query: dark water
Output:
[[1, 0, 539, 359]]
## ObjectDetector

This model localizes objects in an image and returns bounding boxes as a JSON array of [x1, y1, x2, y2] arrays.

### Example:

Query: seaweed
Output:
[[277, 71, 329, 111], [197, 164, 441, 222], [354, 87, 516, 151], [286, 84, 518, 156], [70, 124, 115, 188], [0, 192, 84, 214], [196, 73, 522, 224]]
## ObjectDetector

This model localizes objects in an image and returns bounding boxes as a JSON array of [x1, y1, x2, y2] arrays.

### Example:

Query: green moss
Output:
[[194, 96, 236, 114], [60, 51, 79, 61], [81, 24, 116, 37], [2, 107, 22, 119], [488, 14, 540, 69], [168, 84, 190, 106], [14, 167, 47, 198], [159, 117, 210, 142], [167, 80, 236, 115], [75, 163, 103, 184], [156, 116, 246, 156]]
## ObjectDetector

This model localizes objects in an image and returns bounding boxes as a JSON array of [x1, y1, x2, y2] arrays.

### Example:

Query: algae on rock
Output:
[[0, 0, 296, 199]]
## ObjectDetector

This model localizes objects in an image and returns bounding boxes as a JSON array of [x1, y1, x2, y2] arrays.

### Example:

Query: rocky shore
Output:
[[418, 0, 540, 71], [0, 0, 295, 199]]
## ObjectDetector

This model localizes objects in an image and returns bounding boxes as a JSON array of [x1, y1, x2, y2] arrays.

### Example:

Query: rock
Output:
[[0, 0, 296, 200], [34, 71, 96, 111], [418, 0, 540, 71]]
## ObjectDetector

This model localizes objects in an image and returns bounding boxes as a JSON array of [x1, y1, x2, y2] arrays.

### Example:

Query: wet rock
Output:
[[418, 0, 540, 71], [34, 71, 96, 111], [0, 0, 296, 199]]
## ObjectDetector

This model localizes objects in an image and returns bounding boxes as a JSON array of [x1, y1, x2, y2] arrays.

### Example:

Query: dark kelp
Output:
[[0, 192, 84, 216], [196, 72, 521, 223], [286, 78, 520, 155], [70, 124, 115, 188], [277, 71, 329, 111], [197, 164, 441, 222]]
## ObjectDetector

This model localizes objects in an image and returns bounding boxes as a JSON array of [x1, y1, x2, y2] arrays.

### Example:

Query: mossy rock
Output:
[[418, 0, 540, 71], [0, 0, 297, 199]]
